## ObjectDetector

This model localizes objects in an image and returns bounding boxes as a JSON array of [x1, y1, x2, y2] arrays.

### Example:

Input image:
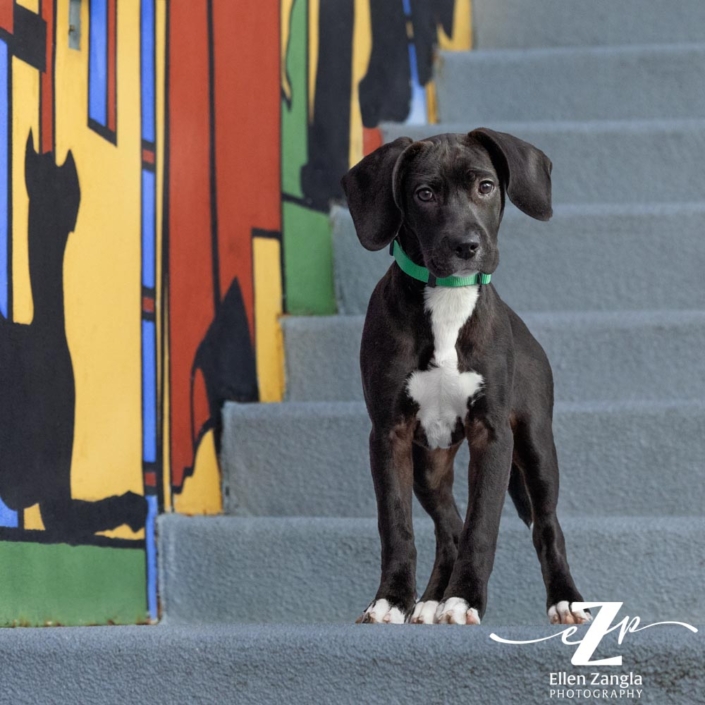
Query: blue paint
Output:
[[404, 42, 427, 126], [141, 0, 155, 143], [88, 0, 108, 127], [0, 39, 8, 319], [141, 319, 157, 463], [0, 497, 18, 529], [145, 494, 158, 619], [141, 169, 155, 289]]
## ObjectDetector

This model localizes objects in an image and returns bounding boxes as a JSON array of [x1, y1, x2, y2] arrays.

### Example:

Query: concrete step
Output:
[[381, 119, 705, 205], [220, 399, 705, 518], [282, 310, 705, 403], [473, 0, 705, 50], [332, 203, 705, 315], [158, 514, 705, 628], [2, 624, 702, 705], [436, 44, 705, 123]]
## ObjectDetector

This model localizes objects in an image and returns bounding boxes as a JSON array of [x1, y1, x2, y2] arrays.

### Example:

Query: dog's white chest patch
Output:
[[407, 286, 484, 449]]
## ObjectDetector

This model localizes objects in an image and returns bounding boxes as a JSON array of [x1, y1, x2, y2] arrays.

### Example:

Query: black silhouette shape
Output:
[[178, 277, 258, 489], [0, 133, 146, 542], [301, 0, 457, 210]]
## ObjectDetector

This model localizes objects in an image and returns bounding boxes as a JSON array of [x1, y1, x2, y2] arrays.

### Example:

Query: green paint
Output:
[[283, 202, 336, 315], [281, 0, 337, 315], [281, 0, 308, 198], [0, 542, 148, 627]]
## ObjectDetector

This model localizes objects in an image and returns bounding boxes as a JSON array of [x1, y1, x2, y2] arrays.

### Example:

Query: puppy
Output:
[[341, 129, 589, 625]]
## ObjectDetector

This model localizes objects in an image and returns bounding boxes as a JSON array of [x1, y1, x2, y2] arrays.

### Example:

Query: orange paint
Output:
[[0, 0, 12, 33], [40, 0, 54, 153], [191, 366, 210, 453], [211, 0, 281, 338], [363, 127, 383, 157], [167, 2, 214, 491], [107, 0, 116, 133], [141, 295, 155, 314]]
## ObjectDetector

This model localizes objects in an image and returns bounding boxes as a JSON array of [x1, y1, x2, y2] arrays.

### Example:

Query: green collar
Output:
[[391, 240, 491, 288]]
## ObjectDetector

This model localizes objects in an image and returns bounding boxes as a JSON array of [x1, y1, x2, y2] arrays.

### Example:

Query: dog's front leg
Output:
[[436, 418, 513, 625], [357, 423, 416, 624]]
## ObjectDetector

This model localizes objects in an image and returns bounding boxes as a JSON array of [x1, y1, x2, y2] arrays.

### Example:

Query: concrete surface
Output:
[[221, 400, 705, 518], [0, 624, 702, 705], [332, 203, 705, 315], [158, 514, 705, 627], [473, 0, 705, 49], [437, 44, 705, 123], [381, 119, 705, 205], [282, 311, 705, 403]]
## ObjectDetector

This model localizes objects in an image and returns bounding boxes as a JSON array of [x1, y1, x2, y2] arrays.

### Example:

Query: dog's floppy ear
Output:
[[470, 127, 553, 221], [341, 137, 413, 251]]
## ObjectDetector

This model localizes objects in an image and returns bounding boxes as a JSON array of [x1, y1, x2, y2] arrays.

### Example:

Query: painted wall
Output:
[[0, 0, 469, 626]]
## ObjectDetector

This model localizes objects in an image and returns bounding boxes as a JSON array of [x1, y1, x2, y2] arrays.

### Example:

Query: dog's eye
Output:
[[415, 188, 435, 202], [478, 181, 494, 195]]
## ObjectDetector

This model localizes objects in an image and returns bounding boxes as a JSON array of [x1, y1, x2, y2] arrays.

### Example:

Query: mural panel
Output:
[[0, 0, 469, 626]]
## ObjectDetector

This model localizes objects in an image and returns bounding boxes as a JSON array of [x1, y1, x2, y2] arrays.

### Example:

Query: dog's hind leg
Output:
[[409, 443, 463, 624], [513, 416, 591, 625]]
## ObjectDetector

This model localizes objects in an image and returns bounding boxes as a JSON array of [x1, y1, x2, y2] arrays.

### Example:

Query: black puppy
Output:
[[341, 129, 589, 625]]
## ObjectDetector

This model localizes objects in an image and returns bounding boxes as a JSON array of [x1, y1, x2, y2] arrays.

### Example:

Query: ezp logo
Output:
[[490, 602, 698, 666]]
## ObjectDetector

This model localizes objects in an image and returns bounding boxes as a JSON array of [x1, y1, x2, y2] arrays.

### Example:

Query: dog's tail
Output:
[[508, 464, 533, 528]]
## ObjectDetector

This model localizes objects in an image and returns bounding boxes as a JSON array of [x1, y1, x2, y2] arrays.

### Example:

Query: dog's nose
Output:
[[452, 239, 480, 260]]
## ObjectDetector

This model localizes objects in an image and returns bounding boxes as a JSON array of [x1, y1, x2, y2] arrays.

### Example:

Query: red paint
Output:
[[142, 148, 155, 165], [40, 0, 54, 153], [167, 1, 281, 493], [211, 0, 281, 337], [142, 296, 155, 314], [107, 0, 117, 133], [191, 366, 210, 454], [167, 2, 215, 491], [144, 471, 157, 488], [0, 0, 12, 33], [363, 127, 383, 157]]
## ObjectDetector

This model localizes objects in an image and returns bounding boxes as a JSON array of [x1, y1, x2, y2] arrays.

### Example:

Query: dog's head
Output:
[[341, 129, 552, 278]]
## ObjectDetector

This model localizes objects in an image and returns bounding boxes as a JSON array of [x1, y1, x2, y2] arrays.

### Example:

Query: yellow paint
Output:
[[280, 0, 295, 103], [173, 429, 222, 515], [253, 236, 285, 402], [439, 0, 472, 51], [349, 0, 372, 168], [161, 295, 172, 511], [15, 0, 39, 12], [11, 57, 39, 325], [426, 79, 439, 124], [23, 504, 44, 531], [307, 0, 319, 121], [155, 0, 171, 512], [54, 0, 144, 539]]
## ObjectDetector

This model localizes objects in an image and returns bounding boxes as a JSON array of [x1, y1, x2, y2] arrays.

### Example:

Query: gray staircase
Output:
[[437, 45, 705, 122], [332, 202, 705, 315], [159, 514, 705, 627], [282, 311, 705, 402], [2, 624, 702, 705], [218, 400, 705, 518], [154, 4, 705, 701]]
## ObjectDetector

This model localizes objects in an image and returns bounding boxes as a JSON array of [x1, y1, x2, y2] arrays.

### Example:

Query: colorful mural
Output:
[[0, 0, 469, 626], [0, 0, 159, 625]]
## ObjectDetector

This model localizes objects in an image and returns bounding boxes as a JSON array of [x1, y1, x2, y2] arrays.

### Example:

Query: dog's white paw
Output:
[[409, 600, 439, 624], [435, 597, 481, 625], [548, 601, 592, 625], [357, 599, 406, 624]]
